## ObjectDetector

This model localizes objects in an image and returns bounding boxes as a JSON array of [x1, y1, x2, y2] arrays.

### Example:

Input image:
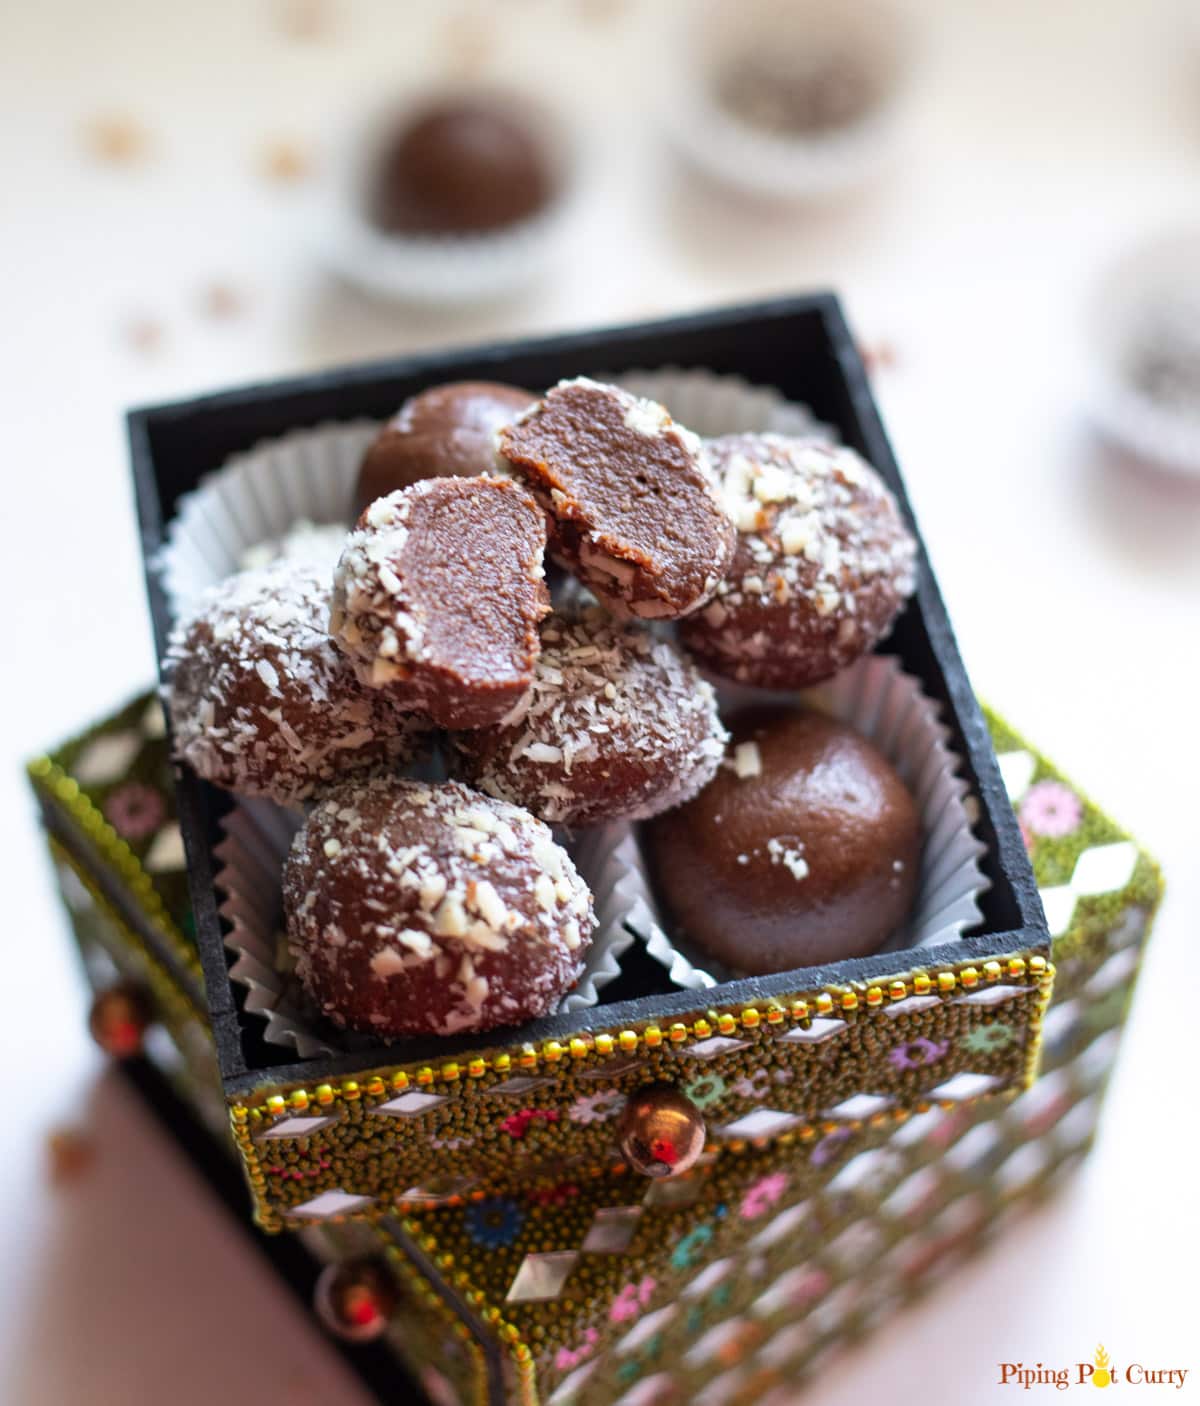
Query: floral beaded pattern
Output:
[[233, 952, 1053, 1229]]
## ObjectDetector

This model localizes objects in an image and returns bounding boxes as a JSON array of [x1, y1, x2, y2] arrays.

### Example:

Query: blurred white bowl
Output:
[[662, 0, 914, 203], [314, 87, 577, 308], [1086, 226, 1200, 478]]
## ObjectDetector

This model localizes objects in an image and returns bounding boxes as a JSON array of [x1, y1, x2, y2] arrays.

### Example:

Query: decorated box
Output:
[[30, 694, 1161, 1406], [120, 297, 1056, 1232]]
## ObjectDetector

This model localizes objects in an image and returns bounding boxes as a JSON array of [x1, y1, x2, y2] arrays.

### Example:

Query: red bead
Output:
[[88, 983, 152, 1059]]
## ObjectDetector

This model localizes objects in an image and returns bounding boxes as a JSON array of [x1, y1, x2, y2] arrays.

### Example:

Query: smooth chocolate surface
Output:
[[370, 97, 554, 236], [355, 380, 535, 515], [498, 377, 735, 620], [645, 707, 921, 974]]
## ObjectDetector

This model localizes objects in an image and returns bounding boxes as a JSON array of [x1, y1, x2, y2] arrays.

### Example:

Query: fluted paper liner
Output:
[[167, 367, 984, 1042]]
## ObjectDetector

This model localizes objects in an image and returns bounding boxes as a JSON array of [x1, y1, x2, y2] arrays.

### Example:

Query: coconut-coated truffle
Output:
[[284, 776, 594, 1037], [451, 606, 728, 826], [165, 559, 430, 806]]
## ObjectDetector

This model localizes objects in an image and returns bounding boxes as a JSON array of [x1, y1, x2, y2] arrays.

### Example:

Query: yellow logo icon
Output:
[[1092, 1345, 1112, 1389]]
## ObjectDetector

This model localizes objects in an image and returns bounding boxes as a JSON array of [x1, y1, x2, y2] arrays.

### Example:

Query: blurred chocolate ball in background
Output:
[[369, 97, 556, 236]]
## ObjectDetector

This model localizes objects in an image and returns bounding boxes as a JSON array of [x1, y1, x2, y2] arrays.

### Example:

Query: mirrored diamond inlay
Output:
[[373, 1091, 447, 1116], [285, 1189, 373, 1219], [505, 1252, 579, 1303], [581, 1206, 642, 1254]]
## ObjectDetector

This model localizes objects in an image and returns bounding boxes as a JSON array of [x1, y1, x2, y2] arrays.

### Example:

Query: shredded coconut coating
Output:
[[680, 434, 918, 688], [283, 776, 594, 1037], [238, 520, 348, 575], [497, 377, 735, 622], [329, 476, 550, 730], [165, 559, 431, 806], [451, 607, 729, 826]]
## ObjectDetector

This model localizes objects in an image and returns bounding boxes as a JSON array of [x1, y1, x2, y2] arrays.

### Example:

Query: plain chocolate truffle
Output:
[[330, 477, 550, 730], [284, 776, 594, 1038], [165, 559, 431, 806], [370, 97, 555, 236], [498, 377, 735, 621], [645, 707, 920, 974], [450, 606, 728, 826], [355, 381, 536, 516], [679, 434, 917, 688]]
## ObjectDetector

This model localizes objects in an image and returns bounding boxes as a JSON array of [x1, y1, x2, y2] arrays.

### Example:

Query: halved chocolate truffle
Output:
[[498, 377, 735, 621], [330, 476, 549, 729], [645, 707, 920, 973]]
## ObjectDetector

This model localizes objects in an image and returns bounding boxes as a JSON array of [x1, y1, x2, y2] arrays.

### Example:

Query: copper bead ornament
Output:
[[617, 1084, 707, 1178], [87, 982, 153, 1059], [314, 1259, 398, 1343]]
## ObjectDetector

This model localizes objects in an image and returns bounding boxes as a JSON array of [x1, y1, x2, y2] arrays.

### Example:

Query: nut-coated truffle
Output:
[[284, 776, 594, 1037], [498, 377, 735, 621], [679, 433, 917, 687]]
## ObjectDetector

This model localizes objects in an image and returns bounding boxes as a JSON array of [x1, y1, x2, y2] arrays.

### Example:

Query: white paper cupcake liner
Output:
[[660, 0, 911, 202], [214, 795, 637, 1057], [630, 653, 991, 989], [312, 88, 577, 308], [1085, 225, 1200, 479], [156, 421, 376, 622]]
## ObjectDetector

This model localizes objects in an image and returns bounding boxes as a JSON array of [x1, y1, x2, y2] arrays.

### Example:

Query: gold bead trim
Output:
[[395, 1214, 534, 1406], [47, 836, 208, 1033], [230, 952, 1053, 1118], [29, 753, 203, 992]]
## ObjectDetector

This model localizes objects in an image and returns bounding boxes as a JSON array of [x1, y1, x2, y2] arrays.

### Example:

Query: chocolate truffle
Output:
[[498, 377, 735, 621], [330, 476, 550, 730], [165, 559, 431, 806], [355, 381, 536, 516], [644, 708, 920, 974], [450, 606, 728, 827], [370, 97, 555, 236], [284, 776, 594, 1037], [679, 434, 917, 688]]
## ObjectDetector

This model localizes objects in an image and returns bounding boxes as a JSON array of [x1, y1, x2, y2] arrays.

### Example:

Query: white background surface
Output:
[[2, 1, 1199, 1401]]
